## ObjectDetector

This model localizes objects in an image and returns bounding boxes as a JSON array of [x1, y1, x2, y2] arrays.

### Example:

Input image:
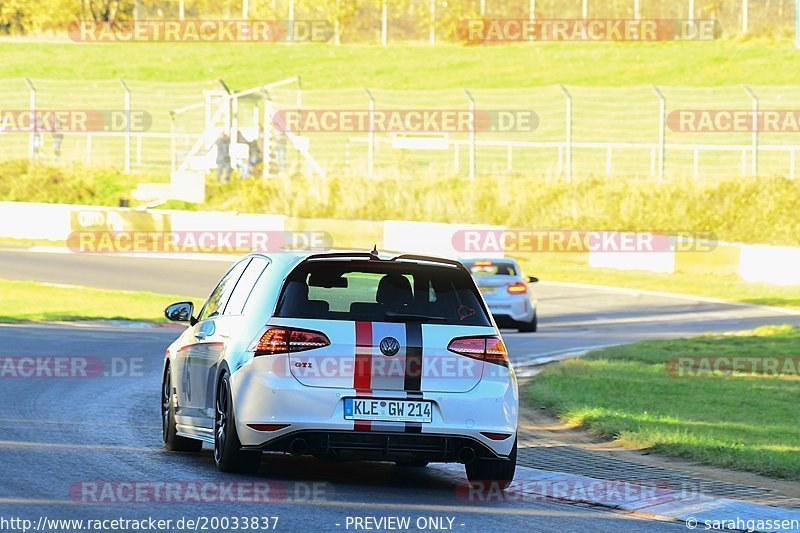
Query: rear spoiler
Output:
[[303, 251, 462, 269]]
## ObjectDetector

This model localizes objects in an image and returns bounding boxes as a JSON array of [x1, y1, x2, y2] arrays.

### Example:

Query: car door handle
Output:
[[194, 332, 207, 341]]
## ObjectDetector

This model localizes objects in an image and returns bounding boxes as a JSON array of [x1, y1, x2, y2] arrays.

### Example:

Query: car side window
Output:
[[197, 259, 251, 322], [223, 257, 269, 315]]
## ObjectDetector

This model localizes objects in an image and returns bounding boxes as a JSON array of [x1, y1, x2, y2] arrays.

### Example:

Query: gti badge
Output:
[[379, 337, 400, 357]]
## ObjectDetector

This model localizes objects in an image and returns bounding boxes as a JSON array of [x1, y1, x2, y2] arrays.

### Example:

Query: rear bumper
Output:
[[486, 298, 535, 323], [229, 356, 518, 458], [242, 430, 509, 462]]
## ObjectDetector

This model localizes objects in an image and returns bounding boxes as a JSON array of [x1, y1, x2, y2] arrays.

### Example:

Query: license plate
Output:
[[479, 286, 496, 294], [344, 398, 433, 423]]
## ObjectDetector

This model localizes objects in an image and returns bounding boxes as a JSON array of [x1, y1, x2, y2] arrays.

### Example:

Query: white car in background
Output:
[[461, 258, 538, 333], [162, 250, 518, 487]]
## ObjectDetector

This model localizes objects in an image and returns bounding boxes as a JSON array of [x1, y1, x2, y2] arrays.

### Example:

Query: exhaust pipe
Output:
[[289, 438, 308, 456], [457, 446, 476, 465]]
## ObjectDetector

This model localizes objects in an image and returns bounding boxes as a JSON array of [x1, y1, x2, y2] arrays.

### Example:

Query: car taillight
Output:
[[507, 282, 527, 294], [447, 336, 509, 366], [253, 327, 330, 356]]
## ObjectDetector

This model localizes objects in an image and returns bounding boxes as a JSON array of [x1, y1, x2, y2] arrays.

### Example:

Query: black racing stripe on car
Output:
[[404, 323, 423, 433], [404, 422, 422, 434], [403, 322, 422, 393]]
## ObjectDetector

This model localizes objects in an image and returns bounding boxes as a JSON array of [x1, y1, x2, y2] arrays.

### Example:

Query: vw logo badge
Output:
[[379, 337, 400, 357]]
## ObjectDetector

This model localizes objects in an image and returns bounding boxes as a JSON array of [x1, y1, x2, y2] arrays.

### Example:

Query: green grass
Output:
[[201, 174, 800, 248], [2, 38, 800, 87], [0, 160, 164, 205], [525, 325, 800, 480], [0, 278, 197, 323], [7, 167, 796, 247]]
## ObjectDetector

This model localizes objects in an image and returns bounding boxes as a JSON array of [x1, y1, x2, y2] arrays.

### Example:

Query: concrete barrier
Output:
[[285, 216, 382, 250], [739, 244, 800, 286], [0, 201, 74, 240], [0, 201, 798, 286], [588, 233, 677, 274], [383, 220, 506, 259]]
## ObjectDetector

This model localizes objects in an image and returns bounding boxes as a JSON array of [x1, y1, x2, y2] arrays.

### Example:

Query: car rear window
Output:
[[464, 261, 517, 276], [275, 260, 491, 326]]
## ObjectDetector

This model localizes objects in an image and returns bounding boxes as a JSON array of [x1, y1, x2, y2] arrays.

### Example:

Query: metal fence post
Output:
[[582, 0, 588, 19], [169, 111, 177, 172], [24, 78, 36, 161], [529, 0, 536, 42], [381, 0, 388, 46], [688, 0, 695, 22], [262, 89, 273, 180], [744, 85, 758, 177], [429, 0, 435, 45], [120, 79, 131, 173], [634, 0, 640, 19], [653, 86, 665, 183], [288, 0, 295, 42], [559, 85, 572, 183], [742, 0, 749, 33], [365, 88, 375, 178], [464, 89, 476, 181]]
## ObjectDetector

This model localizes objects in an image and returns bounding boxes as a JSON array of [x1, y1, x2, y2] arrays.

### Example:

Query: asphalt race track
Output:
[[0, 323, 684, 533], [1, 248, 798, 532]]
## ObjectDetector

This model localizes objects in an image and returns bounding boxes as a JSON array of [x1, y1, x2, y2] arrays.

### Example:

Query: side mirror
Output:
[[528, 276, 539, 284], [165, 301, 195, 324]]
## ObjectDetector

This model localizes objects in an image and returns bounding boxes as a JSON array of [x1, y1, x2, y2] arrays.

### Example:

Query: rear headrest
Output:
[[376, 274, 413, 306]]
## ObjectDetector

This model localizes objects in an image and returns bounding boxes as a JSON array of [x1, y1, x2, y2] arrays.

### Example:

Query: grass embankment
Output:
[[1, 39, 798, 87], [526, 325, 800, 480], [4, 163, 799, 247], [0, 160, 165, 206], [200, 175, 800, 247], [0, 279, 196, 323]]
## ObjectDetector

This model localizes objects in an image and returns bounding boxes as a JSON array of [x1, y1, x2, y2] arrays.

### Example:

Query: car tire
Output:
[[465, 438, 517, 490], [518, 311, 537, 333], [162, 365, 203, 452], [214, 372, 262, 474]]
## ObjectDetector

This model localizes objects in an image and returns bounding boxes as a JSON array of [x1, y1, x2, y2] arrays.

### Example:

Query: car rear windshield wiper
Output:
[[384, 311, 448, 323]]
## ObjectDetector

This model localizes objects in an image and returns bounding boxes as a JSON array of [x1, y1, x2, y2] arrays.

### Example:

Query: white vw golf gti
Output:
[[162, 250, 518, 486]]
